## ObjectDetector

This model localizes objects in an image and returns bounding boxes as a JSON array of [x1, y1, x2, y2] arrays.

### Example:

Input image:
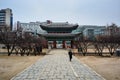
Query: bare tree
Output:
[[75, 34, 90, 56], [92, 35, 105, 56], [104, 24, 120, 55], [14, 31, 47, 56], [75, 23, 120, 56], [0, 25, 17, 56]]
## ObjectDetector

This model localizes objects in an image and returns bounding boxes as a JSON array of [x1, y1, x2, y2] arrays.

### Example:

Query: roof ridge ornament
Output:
[[47, 20, 52, 24]]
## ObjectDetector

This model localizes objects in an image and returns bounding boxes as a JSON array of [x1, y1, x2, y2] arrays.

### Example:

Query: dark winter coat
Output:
[[68, 51, 73, 59]]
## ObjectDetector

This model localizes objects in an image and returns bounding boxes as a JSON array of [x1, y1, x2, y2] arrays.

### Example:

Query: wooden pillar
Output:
[[53, 41, 56, 48], [71, 40, 73, 48], [47, 41, 48, 48], [62, 40, 65, 48]]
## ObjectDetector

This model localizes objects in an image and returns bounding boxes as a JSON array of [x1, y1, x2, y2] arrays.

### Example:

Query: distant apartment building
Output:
[[17, 21, 46, 34], [106, 24, 120, 36], [73, 25, 106, 40], [0, 8, 13, 31]]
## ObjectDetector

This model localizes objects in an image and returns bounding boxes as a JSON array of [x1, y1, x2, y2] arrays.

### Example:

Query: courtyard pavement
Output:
[[11, 49, 105, 80]]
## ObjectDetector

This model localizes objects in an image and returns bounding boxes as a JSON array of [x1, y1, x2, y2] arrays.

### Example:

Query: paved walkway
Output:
[[11, 49, 105, 80]]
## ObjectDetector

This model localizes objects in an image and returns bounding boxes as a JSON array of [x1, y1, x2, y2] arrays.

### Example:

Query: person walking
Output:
[[68, 49, 73, 61]]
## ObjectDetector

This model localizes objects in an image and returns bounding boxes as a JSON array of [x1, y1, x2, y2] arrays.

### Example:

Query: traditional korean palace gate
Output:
[[40, 20, 79, 49]]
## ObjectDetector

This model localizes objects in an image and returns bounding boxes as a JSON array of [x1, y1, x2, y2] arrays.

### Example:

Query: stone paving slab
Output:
[[70, 56, 105, 80], [11, 49, 105, 80], [11, 55, 50, 80]]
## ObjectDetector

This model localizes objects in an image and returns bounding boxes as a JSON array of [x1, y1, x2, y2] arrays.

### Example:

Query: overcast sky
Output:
[[0, 0, 120, 26]]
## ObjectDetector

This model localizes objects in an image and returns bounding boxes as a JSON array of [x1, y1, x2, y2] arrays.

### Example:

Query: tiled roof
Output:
[[41, 33, 76, 37], [41, 22, 78, 28]]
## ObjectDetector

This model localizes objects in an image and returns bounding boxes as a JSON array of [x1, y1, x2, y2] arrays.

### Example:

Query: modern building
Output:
[[40, 20, 79, 48], [0, 8, 13, 30], [17, 21, 47, 34], [74, 25, 106, 40], [106, 24, 120, 36]]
